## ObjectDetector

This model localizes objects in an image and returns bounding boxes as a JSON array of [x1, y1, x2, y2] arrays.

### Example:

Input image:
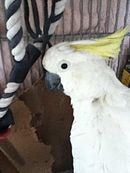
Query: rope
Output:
[[0, 0, 25, 134], [5, 0, 26, 61], [0, 0, 67, 136]]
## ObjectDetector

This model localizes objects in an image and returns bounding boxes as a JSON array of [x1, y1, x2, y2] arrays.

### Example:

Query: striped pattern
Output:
[[0, 0, 24, 121], [49, 0, 67, 35], [5, 0, 25, 61]]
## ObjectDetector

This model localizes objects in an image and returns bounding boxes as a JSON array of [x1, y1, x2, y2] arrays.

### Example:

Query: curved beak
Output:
[[44, 72, 63, 91]]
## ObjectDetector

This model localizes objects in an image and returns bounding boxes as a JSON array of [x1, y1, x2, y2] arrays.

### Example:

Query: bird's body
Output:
[[70, 89, 130, 173], [43, 28, 130, 173], [67, 57, 130, 173]]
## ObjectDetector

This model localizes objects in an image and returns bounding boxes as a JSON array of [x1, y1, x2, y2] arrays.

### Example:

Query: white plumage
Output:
[[43, 29, 130, 173]]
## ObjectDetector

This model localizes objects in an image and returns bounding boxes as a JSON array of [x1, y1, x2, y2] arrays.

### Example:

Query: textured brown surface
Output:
[[2, 98, 53, 173], [20, 80, 73, 173], [0, 150, 19, 173]]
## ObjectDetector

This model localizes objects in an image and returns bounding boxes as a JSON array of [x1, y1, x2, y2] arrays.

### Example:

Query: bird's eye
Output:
[[61, 63, 68, 69], [58, 60, 70, 72]]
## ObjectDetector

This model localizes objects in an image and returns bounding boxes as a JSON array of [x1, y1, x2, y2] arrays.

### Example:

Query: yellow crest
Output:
[[70, 27, 128, 58]]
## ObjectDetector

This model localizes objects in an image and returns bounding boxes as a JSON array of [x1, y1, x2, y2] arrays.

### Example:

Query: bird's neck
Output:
[[69, 97, 105, 140], [71, 97, 100, 123]]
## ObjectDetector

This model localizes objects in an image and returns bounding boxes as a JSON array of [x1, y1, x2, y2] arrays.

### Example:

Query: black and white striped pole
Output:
[[0, 0, 67, 139]]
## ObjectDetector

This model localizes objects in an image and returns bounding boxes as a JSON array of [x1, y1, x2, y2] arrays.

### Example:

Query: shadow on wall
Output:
[[20, 80, 74, 173]]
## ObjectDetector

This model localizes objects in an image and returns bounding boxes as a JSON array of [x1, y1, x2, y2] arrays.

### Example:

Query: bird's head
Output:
[[43, 28, 127, 100]]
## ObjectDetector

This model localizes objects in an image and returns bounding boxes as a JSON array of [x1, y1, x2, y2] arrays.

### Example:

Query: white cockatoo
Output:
[[43, 28, 130, 173]]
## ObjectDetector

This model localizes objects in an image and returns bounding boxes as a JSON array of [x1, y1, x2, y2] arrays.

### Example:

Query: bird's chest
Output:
[[70, 111, 130, 173]]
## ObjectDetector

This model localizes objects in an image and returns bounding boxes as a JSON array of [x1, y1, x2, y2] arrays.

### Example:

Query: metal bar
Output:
[[105, 0, 112, 32], [97, 0, 102, 33], [79, 0, 83, 39], [88, 0, 93, 37], [1, 32, 130, 42], [114, 0, 121, 30], [23, 0, 33, 88], [92, 0, 102, 34], [50, 33, 130, 42], [22, 0, 33, 91], [0, 40, 8, 83], [124, 0, 130, 27], [70, 0, 74, 40], [62, 13, 65, 41]]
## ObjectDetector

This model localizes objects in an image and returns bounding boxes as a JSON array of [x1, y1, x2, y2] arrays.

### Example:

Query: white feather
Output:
[[43, 41, 130, 173]]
